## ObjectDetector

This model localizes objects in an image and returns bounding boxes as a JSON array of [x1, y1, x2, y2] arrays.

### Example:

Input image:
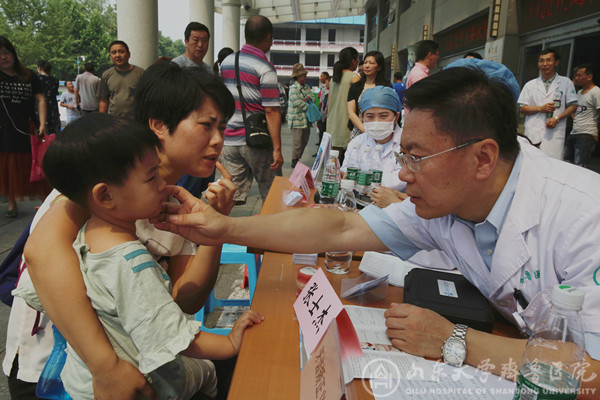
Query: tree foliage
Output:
[[0, 0, 181, 80]]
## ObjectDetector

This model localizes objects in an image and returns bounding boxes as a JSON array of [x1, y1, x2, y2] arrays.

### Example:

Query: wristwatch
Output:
[[442, 324, 468, 367]]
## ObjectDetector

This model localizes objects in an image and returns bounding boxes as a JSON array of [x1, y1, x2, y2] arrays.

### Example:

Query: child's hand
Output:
[[205, 162, 237, 215], [228, 309, 264, 353]]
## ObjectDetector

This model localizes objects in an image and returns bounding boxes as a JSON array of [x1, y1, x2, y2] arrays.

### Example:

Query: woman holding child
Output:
[[6, 62, 255, 400]]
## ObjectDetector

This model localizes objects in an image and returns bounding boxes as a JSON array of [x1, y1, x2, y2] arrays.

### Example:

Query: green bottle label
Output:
[[371, 169, 383, 184], [347, 167, 359, 181], [514, 364, 578, 400], [321, 181, 339, 197], [357, 171, 372, 186]]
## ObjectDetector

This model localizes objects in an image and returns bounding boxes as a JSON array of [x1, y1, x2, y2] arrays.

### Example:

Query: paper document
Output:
[[370, 361, 515, 399], [358, 252, 423, 287], [341, 306, 434, 384]]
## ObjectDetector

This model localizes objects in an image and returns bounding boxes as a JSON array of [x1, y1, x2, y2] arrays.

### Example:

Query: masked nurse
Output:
[[340, 85, 408, 207]]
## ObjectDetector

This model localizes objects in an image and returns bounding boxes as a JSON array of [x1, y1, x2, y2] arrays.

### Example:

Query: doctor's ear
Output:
[[91, 183, 116, 210], [473, 139, 500, 180]]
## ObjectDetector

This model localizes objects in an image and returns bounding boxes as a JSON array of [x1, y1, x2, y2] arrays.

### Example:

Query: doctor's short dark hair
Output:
[[539, 48, 559, 61], [42, 114, 160, 207], [403, 66, 520, 160], [133, 62, 235, 134]]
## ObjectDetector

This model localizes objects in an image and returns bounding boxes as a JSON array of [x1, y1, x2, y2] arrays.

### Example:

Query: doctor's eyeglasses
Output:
[[394, 139, 484, 173]]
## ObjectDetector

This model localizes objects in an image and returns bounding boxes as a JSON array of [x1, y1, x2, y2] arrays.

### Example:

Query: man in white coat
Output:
[[518, 48, 577, 160], [154, 62, 600, 390]]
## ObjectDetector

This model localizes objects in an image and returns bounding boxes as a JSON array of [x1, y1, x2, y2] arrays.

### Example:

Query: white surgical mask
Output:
[[364, 121, 395, 141]]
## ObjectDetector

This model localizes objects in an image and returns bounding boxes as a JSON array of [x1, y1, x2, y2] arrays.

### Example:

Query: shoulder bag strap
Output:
[[235, 51, 249, 126]]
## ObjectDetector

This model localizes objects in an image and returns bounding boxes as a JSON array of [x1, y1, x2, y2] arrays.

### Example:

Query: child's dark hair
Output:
[[43, 113, 161, 206]]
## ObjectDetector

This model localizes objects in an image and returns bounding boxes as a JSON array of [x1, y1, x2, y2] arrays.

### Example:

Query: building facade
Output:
[[364, 0, 600, 86], [270, 17, 365, 89]]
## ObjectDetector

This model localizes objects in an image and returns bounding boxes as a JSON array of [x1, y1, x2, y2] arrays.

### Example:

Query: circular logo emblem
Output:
[[361, 358, 402, 397]]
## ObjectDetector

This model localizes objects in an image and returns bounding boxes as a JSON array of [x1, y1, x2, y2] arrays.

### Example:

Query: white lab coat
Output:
[[518, 75, 577, 160], [341, 125, 406, 191], [379, 138, 600, 339]]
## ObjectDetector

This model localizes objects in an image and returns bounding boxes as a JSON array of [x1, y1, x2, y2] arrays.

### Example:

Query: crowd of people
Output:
[[1, 14, 599, 400]]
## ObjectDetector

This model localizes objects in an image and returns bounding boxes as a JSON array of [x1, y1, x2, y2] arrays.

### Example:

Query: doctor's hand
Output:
[[369, 187, 407, 208], [545, 117, 559, 129], [539, 102, 556, 114], [151, 185, 228, 247], [205, 161, 237, 216], [384, 303, 455, 359]]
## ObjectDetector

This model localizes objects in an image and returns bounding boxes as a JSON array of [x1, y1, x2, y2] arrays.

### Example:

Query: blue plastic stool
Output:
[[194, 245, 260, 335]]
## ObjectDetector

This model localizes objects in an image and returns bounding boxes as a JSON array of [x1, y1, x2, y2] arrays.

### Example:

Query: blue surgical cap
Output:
[[444, 58, 520, 101], [359, 86, 402, 113]]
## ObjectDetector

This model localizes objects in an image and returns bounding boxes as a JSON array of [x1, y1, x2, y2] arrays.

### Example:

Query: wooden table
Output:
[[227, 252, 403, 400], [227, 252, 520, 400], [259, 176, 318, 216]]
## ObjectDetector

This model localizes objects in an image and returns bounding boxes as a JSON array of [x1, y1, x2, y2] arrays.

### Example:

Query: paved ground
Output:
[[0, 122, 320, 399]]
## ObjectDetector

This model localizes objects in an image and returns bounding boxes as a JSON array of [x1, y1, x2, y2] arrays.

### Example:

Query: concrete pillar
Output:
[[222, 1, 241, 51], [116, 0, 158, 69], [190, 0, 215, 65]]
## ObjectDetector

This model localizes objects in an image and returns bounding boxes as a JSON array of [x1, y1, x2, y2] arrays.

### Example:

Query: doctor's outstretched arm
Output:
[[153, 185, 389, 254]]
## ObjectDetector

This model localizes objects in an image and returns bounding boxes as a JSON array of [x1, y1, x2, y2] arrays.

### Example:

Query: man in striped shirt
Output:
[[220, 15, 283, 204]]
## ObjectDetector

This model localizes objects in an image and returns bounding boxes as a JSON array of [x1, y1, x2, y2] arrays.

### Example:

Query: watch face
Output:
[[443, 339, 466, 364]]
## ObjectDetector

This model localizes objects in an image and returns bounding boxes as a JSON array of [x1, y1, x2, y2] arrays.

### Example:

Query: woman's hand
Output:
[[205, 162, 237, 216], [369, 186, 406, 208]]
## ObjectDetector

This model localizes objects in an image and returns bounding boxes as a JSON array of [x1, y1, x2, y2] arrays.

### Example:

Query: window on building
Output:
[[400, 0, 412, 12], [328, 29, 336, 43], [306, 28, 321, 45], [271, 52, 300, 67], [380, 0, 395, 30], [305, 53, 320, 67], [272, 27, 301, 43], [367, 8, 377, 42], [360, 30, 364, 43], [327, 54, 335, 67]]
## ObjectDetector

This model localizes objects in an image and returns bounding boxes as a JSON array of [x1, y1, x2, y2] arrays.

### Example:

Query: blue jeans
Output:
[[564, 134, 597, 167]]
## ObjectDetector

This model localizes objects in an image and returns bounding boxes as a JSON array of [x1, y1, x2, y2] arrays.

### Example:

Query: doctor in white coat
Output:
[[152, 62, 600, 391], [518, 48, 577, 160]]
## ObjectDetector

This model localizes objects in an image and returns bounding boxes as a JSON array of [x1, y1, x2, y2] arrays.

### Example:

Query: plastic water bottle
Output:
[[514, 285, 585, 400], [547, 90, 562, 120], [325, 179, 357, 274], [356, 145, 373, 195], [320, 150, 341, 204], [371, 144, 384, 189], [36, 325, 72, 400], [346, 142, 361, 185], [335, 179, 358, 212]]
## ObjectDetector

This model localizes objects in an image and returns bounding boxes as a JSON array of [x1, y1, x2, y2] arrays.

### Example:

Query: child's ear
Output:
[[91, 183, 116, 210], [149, 118, 169, 140]]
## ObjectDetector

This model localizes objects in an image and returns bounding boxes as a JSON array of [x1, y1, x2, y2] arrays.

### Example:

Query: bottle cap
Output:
[[551, 285, 585, 311], [330, 149, 339, 158], [341, 179, 354, 189]]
